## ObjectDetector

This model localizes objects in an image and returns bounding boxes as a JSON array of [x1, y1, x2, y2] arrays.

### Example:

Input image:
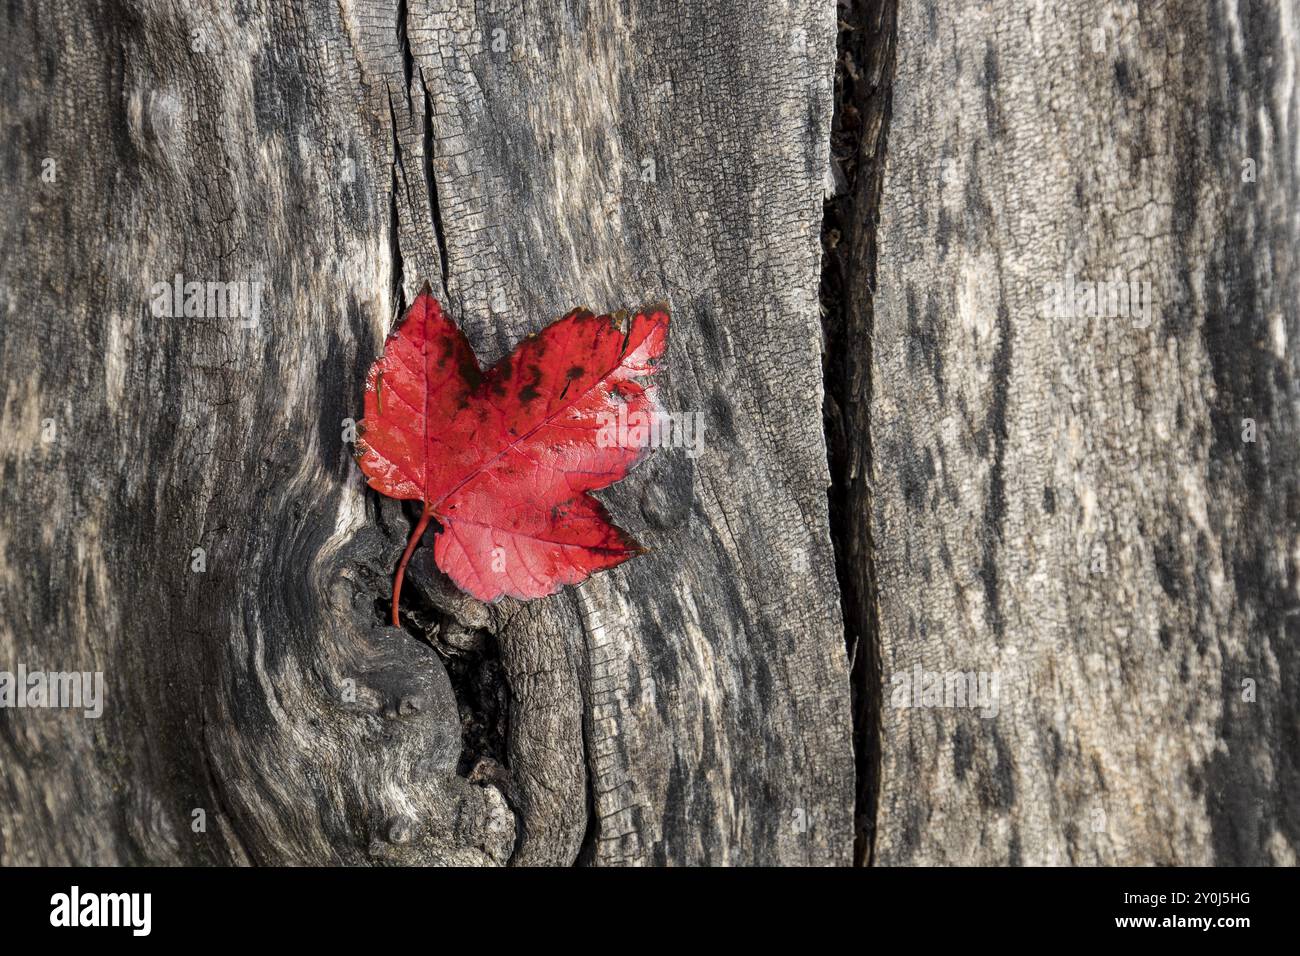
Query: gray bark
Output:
[[862, 0, 1300, 864], [0, 0, 853, 865]]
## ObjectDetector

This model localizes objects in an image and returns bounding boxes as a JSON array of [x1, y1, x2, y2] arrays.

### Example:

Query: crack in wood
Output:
[[387, 95, 407, 318], [820, 0, 898, 867], [419, 68, 451, 300]]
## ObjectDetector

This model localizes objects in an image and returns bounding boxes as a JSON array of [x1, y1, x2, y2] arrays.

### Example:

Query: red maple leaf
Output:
[[355, 284, 669, 618]]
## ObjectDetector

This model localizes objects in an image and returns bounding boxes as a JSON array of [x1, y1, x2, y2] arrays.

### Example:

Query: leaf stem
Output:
[[392, 507, 433, 628]]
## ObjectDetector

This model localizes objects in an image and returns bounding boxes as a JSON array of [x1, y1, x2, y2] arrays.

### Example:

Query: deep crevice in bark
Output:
[[820, 0, 897, 867], [419, 68, 451, 299], [575, 641, 600, 866], [440, 635, 511, 780], [396, 0, 414, 89], [386, 97, 407, 318]]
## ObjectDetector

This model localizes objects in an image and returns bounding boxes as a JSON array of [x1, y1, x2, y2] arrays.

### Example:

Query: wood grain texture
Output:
[[0, 0, 854, 865], [868, 0, 1300, 864]]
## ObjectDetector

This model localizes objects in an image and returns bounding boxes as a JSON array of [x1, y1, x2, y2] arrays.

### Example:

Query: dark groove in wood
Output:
[[821, 0, 898, 867]]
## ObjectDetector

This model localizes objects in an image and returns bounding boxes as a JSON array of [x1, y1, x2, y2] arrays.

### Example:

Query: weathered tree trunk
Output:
[[0, 0, 852, 864], [844, 0, 1300, 864], [3, 0, 1297, 868]]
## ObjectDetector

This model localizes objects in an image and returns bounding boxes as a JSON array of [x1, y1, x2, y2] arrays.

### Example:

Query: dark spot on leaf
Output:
[[458, 351, 481, 390]]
